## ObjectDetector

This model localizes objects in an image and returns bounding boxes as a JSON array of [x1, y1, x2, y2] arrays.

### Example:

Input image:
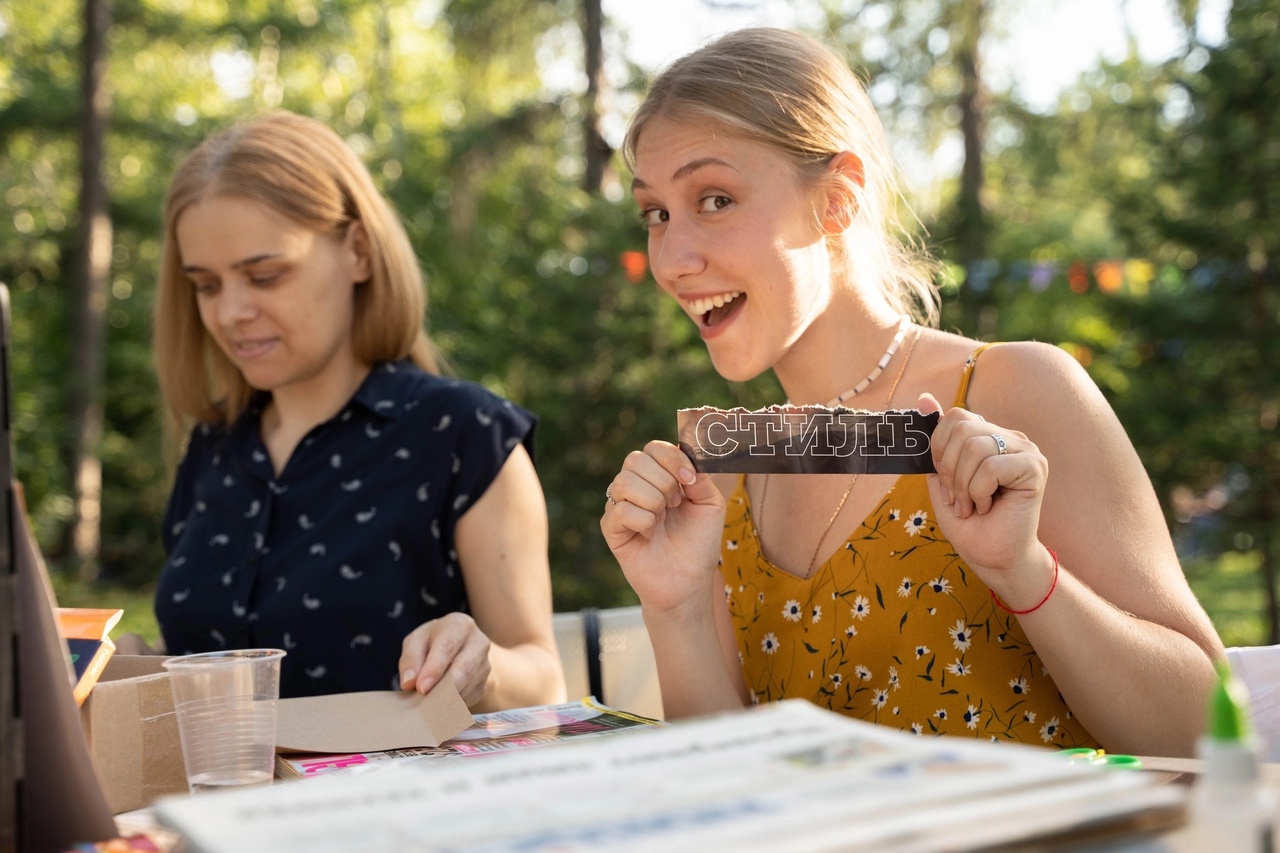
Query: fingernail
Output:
[[401, 669, 415, 687], [679, 468, 697, 485]]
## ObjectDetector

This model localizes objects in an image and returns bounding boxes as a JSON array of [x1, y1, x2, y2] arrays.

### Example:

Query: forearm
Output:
[[1009, 567, 1219, 757], [641, 599, 747, 720], [475, 642, 567, 713]]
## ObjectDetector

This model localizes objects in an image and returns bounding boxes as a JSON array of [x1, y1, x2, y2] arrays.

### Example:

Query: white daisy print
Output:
[[888, 509, 900, 520], [888, 666, 900, 690], [844, 624, 858, 638], [831, 672, 843, 686], [928, 577, 951, 594], [1009, 677, 1029, 696], [724, 584, 733, 600], [1024, 711, 1037, 723], [855, 665, 872, 681], [871, 689, 888, 710], [964, 705, 981, 730], [726, 540, 739, 550], [915, 645, 930, 658], [897, 578, 913, 598], [935, 709, 948, 720], [851, 595, 871, 620], [911, 723, 923, 735], [1040, 717, 1060, 743], [781, 600, 802, 622], [761, 633, 780, 655], [946, 659, 972, 676], [905, 510, 928, 535], [811, 605, 822, 623], [948, 619, 972, 651]]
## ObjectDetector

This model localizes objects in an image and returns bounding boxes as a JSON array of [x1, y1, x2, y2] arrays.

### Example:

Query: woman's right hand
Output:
[[600, 440, 727, 614]]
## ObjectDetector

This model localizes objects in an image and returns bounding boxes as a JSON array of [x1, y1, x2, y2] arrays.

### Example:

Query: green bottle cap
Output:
[[1208, 660, 1252, 742]]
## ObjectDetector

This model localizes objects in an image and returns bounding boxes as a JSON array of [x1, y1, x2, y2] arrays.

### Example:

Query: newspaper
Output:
[[275, 697, 660, 779], [159, 699, 1185, 853]]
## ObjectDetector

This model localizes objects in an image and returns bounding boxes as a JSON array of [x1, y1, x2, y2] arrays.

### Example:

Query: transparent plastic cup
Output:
[[162, 648, 286, 794]]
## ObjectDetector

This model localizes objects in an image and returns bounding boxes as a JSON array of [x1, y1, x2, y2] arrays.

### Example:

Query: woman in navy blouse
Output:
[[149, 110, 566, 707]]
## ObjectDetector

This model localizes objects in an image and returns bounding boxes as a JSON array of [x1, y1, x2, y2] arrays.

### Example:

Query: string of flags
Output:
[[618, 251, 1270, 294], [946, 258, 1271, 297]]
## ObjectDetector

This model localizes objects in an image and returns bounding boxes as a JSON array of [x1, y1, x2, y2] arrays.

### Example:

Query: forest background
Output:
[[1, 0, 1277, 648]]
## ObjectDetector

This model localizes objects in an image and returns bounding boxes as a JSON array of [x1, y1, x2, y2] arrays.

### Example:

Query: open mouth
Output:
[[688, 291, 745, 329]]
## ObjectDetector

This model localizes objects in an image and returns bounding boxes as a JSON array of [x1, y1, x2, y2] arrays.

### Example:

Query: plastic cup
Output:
[[162, 648, 286, 794]]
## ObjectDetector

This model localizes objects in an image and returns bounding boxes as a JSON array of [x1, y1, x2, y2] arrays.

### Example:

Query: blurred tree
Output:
[[1123, 0, 1280, 639], [67, 0, 112, 579]]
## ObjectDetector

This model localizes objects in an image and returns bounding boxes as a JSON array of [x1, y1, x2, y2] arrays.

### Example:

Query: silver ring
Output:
[[991, 434, 1008, 455], [606, 484, 617, 505]]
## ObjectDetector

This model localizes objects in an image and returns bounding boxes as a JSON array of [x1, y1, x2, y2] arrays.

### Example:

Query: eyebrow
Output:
[[631, 156, 738, 192], [181, 253, 283, 275]]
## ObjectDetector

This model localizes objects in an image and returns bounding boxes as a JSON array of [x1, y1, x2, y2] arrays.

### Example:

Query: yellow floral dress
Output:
[[719, 345, 1100, 749]]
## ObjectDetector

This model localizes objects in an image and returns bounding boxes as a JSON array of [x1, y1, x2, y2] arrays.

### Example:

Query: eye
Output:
[[248, 270, 282, 286], [698, 195, 733, 213], [188, 277, 218, 296], [640, 208, 668, 228]]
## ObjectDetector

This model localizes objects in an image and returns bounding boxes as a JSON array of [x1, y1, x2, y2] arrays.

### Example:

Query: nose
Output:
[[648, 217, 706, 285], [213, 278, 258, 327]]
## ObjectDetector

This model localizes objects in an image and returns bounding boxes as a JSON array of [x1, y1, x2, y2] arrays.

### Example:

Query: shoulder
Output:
[[962, 340, 1110, 434], [376, 362, 532, 419], [967, 341, 1095, 401]]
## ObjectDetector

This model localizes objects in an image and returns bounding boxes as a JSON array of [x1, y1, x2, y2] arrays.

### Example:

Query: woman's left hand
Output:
[[398, 612, 492, 706], [918, 393, 1048, 582]]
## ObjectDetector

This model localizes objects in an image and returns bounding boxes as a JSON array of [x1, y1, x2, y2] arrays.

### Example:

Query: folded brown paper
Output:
[[677, 406, 939, 475], [275, 683, 473, 754]]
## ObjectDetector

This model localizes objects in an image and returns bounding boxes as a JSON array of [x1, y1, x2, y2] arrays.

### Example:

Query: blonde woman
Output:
[[601, 28, 1222, 755], [152, 110, 564, 708]]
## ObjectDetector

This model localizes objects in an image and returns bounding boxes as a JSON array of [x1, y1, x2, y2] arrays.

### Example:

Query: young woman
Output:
[[152, 110, 565, 708], [600, 28, 1222, 755]]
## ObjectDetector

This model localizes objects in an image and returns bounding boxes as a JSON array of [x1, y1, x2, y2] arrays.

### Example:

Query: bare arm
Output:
[[601, 444, 749, 719], [400, 444, 566, 712], [926, 342, 1222, 756]]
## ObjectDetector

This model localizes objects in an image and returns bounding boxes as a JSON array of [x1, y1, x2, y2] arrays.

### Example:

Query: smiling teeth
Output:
[[688, 291, 743, 316]]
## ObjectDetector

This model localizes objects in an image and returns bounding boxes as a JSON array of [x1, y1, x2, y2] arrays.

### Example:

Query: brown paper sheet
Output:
[[275, 684, 474, 754], [677, 406, 939, 474]]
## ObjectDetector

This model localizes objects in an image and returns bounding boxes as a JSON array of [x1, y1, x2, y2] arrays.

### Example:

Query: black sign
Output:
[[677, 406, 939, 474]]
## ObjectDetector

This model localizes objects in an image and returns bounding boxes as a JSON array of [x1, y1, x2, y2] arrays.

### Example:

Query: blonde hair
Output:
[[623, 28, 939, 326], [154, 110, 438, 443]]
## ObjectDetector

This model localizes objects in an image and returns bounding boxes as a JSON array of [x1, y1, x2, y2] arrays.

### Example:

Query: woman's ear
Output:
[[345, 220, 372, 284], [821, 151, 865, 234]]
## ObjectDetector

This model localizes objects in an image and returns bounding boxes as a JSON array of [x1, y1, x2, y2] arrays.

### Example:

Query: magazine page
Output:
[[162, 699, 1183, 853], [276, 698, 661, 779]]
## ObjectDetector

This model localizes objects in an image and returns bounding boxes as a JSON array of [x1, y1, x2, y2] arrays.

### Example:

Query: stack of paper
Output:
[[156, 699, 1185, 852]]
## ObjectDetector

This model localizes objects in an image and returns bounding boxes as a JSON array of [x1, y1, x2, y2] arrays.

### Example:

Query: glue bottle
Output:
[[1192, 661, 1275, 853]]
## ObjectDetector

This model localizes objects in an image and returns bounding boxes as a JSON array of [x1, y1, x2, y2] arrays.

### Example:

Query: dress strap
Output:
[[953, 342, 1001, 409]]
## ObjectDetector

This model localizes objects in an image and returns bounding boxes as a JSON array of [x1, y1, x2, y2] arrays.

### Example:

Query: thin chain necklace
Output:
[[758, 323, 922, 579]]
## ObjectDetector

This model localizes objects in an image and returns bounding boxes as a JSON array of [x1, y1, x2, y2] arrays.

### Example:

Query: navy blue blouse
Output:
[[154, 361, 537, 698]]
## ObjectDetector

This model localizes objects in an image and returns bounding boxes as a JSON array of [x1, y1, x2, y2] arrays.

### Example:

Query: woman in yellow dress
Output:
[[600, 27, 1222, 756]]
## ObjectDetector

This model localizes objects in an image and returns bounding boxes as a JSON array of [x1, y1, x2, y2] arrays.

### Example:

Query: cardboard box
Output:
[[79, 655, 186, 814]]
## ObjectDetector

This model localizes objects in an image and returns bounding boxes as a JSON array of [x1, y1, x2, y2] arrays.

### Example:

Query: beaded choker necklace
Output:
[[824, 314, 913, 408]]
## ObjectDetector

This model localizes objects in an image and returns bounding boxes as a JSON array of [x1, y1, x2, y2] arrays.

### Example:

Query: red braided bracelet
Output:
[[991, 547, 1059, 615]]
